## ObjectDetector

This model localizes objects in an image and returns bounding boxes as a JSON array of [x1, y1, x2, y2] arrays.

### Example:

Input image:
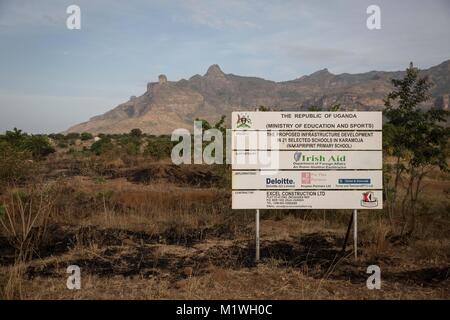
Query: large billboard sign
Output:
[[231, 111, 383, 210]]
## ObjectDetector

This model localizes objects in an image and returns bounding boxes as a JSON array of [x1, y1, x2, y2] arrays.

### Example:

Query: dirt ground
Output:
[[0, 161, 449, 299]]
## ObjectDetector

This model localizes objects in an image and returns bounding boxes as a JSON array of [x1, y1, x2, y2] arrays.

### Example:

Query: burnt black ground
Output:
[[3, 225, 445, 288]]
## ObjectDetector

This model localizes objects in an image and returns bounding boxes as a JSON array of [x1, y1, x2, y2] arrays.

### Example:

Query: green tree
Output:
[[2, 129, 54, 159], [130, 128, 143, 137], [307, 105, 322, 111], [214, 115, 227, 134], [308, 104, 341, 111], [383, 62, 449, 234], [22, 135, 55, 159], [80, 132, 93, 141], [48, 133, 65, 141], [195, 115, 227, 133], [90, 137, 113, 155], [65, 132, 80, 140], [257, 105, 271, 111], [144, 138, 174, 160], [117, 133, 142, 156], [5, 128, 27, 146], [0, 143, 32, 186]]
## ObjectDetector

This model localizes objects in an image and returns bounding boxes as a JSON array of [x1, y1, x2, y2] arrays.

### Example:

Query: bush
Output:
[[0, 185, 54, 261], [48, 133, 65, 141], [1, 129, 54, 160], [66, 132, 80, 140], [130, 128, 143, 137], [57, 142, 68, 149], [144, 138, 174, 160], [90, 137, 113, 155], [22, 135, 55, 159], [80, 132, 93, 141], [4, 128, 26, 147], [0, 143, 32, 185], [117, 135, 142, 156]]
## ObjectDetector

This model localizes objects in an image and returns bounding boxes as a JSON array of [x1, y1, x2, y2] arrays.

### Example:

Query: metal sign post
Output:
[[256, 209, 260, 262], [255, 108, 260, 263], [353, 209, 358, 260]]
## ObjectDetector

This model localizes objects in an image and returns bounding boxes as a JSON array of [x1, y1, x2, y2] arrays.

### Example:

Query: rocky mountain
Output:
[[67, 60, 450, 134]]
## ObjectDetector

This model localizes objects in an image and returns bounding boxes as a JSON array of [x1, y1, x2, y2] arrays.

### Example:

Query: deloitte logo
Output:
[[266, 177, 295, 187]]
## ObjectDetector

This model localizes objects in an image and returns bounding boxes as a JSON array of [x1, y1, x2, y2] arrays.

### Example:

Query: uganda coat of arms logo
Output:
[[236, 113, 252, 129]]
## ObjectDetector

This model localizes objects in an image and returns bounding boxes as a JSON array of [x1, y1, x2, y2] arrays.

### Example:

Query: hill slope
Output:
[[67, 60, 450, 134]]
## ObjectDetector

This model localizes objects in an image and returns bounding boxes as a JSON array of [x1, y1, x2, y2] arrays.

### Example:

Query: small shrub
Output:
[[0, 143, 32, 185], [80, 132, 93, 141], [144, 138, 174, 160], [0, 204, 5, 219], [90, 137, 113, 155], [130, 128, 143, 137], [0, 186, 54, 260], [66, 132, 80, 140], [22, 135, 55, 159]]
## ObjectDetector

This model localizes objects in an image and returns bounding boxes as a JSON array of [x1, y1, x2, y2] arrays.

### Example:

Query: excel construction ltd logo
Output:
[[361, 191, 378, 207], [236, 113, 252, 129]]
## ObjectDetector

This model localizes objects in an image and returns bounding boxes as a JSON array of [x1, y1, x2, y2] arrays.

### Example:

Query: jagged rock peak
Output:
[[205, 64, 225, 77], [310, 68, 332, 76], [158, 74, 168, 84]]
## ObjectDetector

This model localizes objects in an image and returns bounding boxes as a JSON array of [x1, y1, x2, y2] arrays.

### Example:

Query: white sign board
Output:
[[232, 170, 383, 190], [231, 111, 383, 210]]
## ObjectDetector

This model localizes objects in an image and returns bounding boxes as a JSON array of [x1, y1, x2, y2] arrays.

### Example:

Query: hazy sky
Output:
[[1, 0, 449, 133]]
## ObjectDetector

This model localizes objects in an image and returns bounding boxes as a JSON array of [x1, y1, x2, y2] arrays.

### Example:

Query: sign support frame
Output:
[[354, 209, 358, 260], [255, 108, 260, 263], [256, 209, 260, 262]]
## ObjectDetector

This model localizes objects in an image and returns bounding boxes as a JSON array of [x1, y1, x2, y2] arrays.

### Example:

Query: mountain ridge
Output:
[[67, 60, 450, 134]]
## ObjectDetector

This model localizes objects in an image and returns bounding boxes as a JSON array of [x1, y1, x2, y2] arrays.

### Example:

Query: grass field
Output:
[[0, 149, 449, 299]]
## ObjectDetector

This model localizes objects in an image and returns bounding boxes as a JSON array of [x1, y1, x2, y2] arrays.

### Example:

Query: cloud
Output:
[[285, 45, 355, 63], [176, 0, 260, 30], [0, 0, 65, 29]]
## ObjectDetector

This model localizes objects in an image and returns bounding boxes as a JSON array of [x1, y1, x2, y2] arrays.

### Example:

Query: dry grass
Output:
[[14, 263, 449, 300], [0, 183, 56, 299], [0, 157, 449, 300]]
